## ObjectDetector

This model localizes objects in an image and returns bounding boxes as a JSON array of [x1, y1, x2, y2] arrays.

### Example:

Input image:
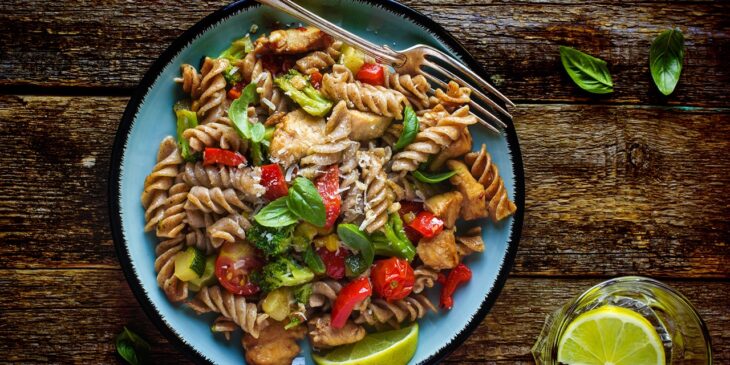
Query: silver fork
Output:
[[257, 0, 514, 133]]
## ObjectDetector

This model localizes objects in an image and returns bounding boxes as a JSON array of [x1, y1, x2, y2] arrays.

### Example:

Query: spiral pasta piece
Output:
[[381, 123, 402, 147], [182, 119, 246, 153], [357, 147, 394, 233], [354, 294, 436, 329], [181, 162, 264, 202], [464, 144, 517, 222], [295, 41, 342, 75], [207, 213, 251, 249], [237, 52, 288, 114], [194, 57, 230, 124], [391, 105, 476, 173], [142, 137, 182, 232], [154, 236, 188, 303], [185, 228, 217, 255], [156, 177, 189, 238], [188, 285, 269, 338], [185, 186, 252, 215], [321, 65, 407, 119], [413, 265, 439, 294], [340, 143, 363, 224], [383, 69, 431, 111], [456, 227, 485, 258], [175, 64, 202, 99], [308, 280, 343, 310], [300, 101, 358, 177], [430, 80, 471, 110]]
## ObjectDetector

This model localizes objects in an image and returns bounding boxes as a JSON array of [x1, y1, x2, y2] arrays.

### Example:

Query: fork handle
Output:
[[256, 0, 402, 65]]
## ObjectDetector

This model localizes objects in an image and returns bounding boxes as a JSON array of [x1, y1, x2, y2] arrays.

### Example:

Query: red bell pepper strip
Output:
[[439, 263, 472, 310], [408, 211, 444, 239], [260, 164, 289, 200], [315, 165, 341, 229], [331, 276, 372, 328], [398, 201, 424, 242], [371, 257, 415, 301], [356, 63, 385, 86], [227, 82, 244, 100], [203, 148, 246, 167], [317, 247, 347, 280]]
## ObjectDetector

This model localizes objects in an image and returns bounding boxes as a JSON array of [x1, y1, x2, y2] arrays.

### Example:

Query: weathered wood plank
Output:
[[1, 96, 728, 276], [0, 1, 727, 106], [0, 274, 726, 363]]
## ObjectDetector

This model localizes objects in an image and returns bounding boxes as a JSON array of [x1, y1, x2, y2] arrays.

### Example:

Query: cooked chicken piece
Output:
[[456, 226, 485, 258], [255, 26, 333, 55], [417, 229, 459, 270], [242, 320, 306, 365], [308, 314, 366, 349], [446, 160, 487, 220], [269, 109, 326, 167], [346, 109, 393, 142], [430, 128, 472, 171], [424, 191, 463, 229]]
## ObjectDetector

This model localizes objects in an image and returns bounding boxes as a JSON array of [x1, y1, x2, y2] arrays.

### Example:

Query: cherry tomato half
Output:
[[371, 257, 415, 301], [408, 211, 444, 239], [215, 241, 263, 296]]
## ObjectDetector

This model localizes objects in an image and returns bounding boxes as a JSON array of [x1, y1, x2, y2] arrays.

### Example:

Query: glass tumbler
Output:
[[531, 276, 712, 364]]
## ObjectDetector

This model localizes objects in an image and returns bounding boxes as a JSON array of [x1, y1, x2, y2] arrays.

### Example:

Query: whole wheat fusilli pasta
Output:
[[197, 57, 230, 124], [321, 65, 408, 119], [182, 119, 247, 153], [154, 236, 188, 303], [142, 137, 182, 232], [188, 285, 269, 338], [207, 213, 251, 249], [354, 294, 437, 329], [185, 186, 252, 215], [464, 144, 517, 222]]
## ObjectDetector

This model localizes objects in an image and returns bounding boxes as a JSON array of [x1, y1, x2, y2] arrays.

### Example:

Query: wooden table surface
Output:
[[1, 0, 728, 363]]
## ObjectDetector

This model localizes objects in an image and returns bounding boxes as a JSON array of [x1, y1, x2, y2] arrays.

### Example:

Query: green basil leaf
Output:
[[345, 254, 368, 277], [115, 327, 150, 365], [650, 29, 685, 96], [559, 46, 613, 94], [412, 169, 456, 184], [229, 82, 259, 140], [250, 141, 264, 166], [394, 106, 419, 151], [255, 197, 299, 227], [287, 177, 326, 227], [337, 224, 374, 268], [303, 245, 325, 275], [250, 122, 266, 143]]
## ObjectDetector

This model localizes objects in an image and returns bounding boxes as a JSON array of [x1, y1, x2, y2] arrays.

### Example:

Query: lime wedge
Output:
[[558, 305, 665, 365], [312, 323, 418, 365]]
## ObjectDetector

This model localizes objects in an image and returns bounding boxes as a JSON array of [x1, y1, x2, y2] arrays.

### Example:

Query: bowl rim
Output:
[[108, 0, 525, 364]]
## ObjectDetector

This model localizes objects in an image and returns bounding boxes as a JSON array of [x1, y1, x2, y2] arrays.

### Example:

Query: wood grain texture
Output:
[[1, 1, 728, 364], [1, 1, 728, 107], [1, 95, 727, 276], [1, 273, 726, 363]]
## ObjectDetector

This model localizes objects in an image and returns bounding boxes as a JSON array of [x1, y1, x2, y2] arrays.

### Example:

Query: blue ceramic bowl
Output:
[[109, 1, 524, 364]]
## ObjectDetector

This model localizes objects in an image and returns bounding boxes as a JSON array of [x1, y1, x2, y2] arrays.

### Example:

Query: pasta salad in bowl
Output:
[[110, 1, 524, 364]]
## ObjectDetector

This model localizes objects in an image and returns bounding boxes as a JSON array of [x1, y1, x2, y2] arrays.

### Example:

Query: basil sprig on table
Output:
[[412, 169, 456, 184], [115, 327, 150, 365], [254, 177, 326, 227], [229, 82, 266, 164], [650, 29, 685, 96], [559, 46, 614, 94], [394, 105, 419, 151]]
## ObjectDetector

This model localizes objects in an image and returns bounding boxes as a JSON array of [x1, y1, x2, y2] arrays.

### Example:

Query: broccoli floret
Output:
[[371, 214, 416, 261], [218, 35, 254, 62], [274, 70, 333, 117], [223, 64, 243, 86], [246, 222, 294, 258], [253, 257, 314, 292]]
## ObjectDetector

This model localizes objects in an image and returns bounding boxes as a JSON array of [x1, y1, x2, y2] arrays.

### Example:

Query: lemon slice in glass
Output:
[[313, 323, 418, 365], [558, 305, 665, 365]]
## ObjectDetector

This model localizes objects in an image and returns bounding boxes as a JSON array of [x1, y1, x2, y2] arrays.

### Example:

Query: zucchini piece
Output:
[[188, 256, 218, 291], [174, 246, 206, 282], [340, 44, 365, 75]]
